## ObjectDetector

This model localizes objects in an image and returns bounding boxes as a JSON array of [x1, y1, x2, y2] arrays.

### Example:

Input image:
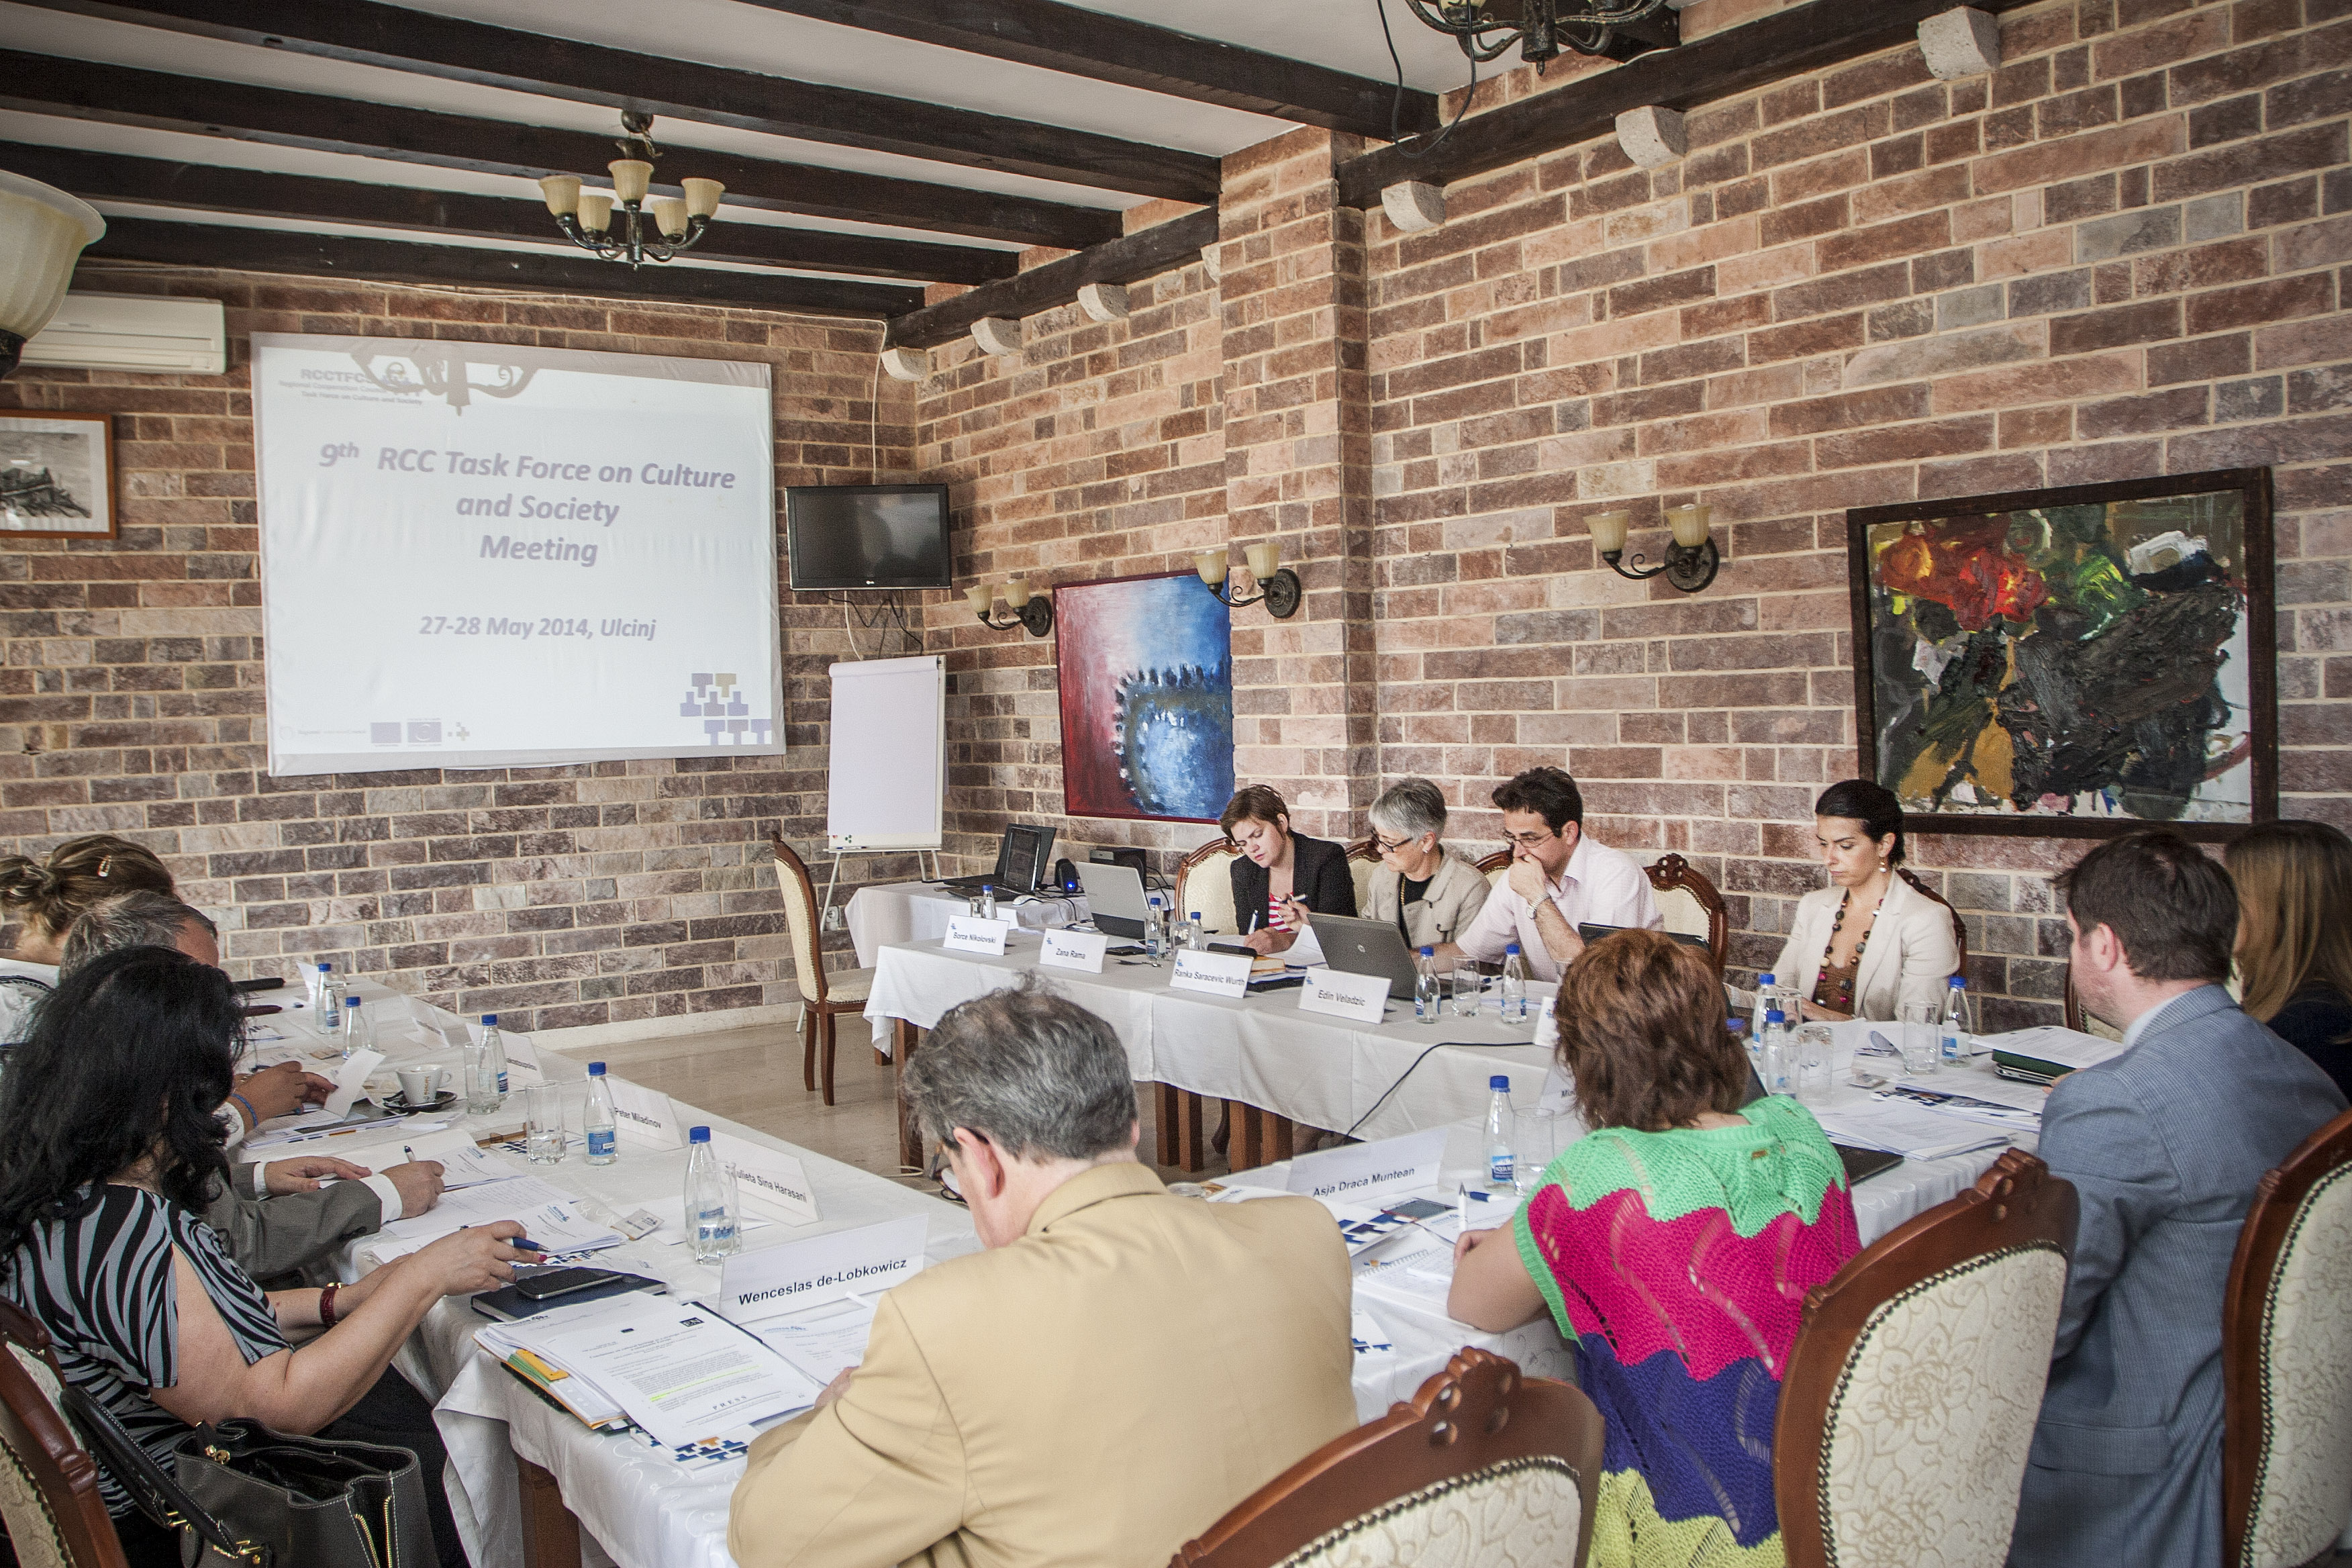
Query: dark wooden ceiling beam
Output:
[[1334, 0, 2042, 207], [0, 51, 1120, 249], [83, 215, 926, 316], [733, 0, 1439, 140], [20, 0, 1222, 201], [884, 206, 1217, 350], [0, 141, 1018, 286]]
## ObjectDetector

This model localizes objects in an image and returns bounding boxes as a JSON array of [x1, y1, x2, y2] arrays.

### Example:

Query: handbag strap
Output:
[[53, 1385, 272, 1567]]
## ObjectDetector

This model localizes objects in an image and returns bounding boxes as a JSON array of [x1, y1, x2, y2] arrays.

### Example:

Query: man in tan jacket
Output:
[[728, 979, 1357, 1568]]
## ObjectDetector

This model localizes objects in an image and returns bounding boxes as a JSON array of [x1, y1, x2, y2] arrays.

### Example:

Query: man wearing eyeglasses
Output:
[[1438, 766, 1660, 982]]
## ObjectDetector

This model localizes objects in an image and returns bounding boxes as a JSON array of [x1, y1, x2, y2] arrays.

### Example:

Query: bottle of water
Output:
[[1483, 1076, 1516, 1191], [684, 1126, 740, 1264], [1500, 943, 1529, 1023], [484, 1014, 509, 1093], [1760, 1008, 1793, 1096], [320, 969, 345, 1043], [1144, 893, 1166, 961], [467, 1014, 508, 1111], [1753, 974, 1779, 1040], [1940, 977, 1972, 1063], [1415, 946, 1441, 1023], [340, 994, 369, 1058], [979, 884, 997, 922], [1186, 911, 1208, 952], [583, 1062, 618, 1165], [307, 961, 331, 1013]]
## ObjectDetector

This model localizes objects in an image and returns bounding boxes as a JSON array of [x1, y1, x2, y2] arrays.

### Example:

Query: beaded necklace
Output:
[[1818, 883, 1887, 1012]]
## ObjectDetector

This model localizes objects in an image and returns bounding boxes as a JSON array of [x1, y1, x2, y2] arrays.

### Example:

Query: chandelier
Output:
[[0, 170, 105, 379], [1402, 0, 1677, 65], [538, 113, 724, 268]]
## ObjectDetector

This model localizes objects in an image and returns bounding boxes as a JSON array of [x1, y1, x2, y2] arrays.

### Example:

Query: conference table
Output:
[[864, 930, 1560, 1171], [842, 879, 1087, 967], [261, 983, 1573, 1568]]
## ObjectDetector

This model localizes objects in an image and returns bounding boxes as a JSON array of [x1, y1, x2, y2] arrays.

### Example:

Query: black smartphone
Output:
[[1381, 1197, 1449, 1221], [511, 1267, 623, 1302], [232, 976, 287, 993]]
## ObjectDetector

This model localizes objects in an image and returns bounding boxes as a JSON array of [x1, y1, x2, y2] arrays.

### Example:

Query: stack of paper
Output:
[[1883, 1075, 2049, 1132], [1353, 1234, 1459, 1310], [1988, 1026, 2128, 1083], [477, 1295, 822, 1449], [740, 1295, 879, 1388], [1812, 1097, 2011, 1161], [379, 1176, 624, 1257]]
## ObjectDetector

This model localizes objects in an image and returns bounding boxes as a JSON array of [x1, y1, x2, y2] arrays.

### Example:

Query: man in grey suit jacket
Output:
[[2010, 832, 2347, 1568]]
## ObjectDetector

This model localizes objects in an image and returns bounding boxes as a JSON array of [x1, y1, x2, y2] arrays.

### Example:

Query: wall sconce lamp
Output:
[[967, 577, 1054, 637], [1587, 505, 1720, 593], [1193, 540, 1303, 618]]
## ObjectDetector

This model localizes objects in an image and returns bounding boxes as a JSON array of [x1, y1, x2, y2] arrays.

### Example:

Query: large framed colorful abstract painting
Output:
[[1848, 468, 2274, 840], [1055, 571, 1234, 823]]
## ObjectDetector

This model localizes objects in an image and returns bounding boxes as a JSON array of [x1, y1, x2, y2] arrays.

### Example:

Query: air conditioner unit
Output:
[[20, 292, 227, 375]]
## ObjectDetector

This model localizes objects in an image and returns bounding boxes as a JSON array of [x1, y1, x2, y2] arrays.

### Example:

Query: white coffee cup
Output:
[[395, 1066, 448, 1106]]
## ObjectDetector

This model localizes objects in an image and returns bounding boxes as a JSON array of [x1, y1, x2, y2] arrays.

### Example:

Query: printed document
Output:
[[535, 1298, 822, 1449]]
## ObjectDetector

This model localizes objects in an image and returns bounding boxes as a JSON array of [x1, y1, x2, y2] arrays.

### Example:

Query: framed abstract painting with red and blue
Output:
[[1054, 571, 1234, 824], [1848, 467, 2275, 840]]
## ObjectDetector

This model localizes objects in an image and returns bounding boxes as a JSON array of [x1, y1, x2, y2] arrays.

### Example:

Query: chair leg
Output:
[[800, 1003, 817, 1093], [820, 1010, 838, 1107]]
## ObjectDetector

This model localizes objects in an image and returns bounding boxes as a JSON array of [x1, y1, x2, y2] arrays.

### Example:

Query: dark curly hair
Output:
[[0, 946, 240, 1257]]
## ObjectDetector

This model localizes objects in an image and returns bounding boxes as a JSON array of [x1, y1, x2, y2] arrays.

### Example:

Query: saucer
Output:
[[383, 1090, 458, 1116]]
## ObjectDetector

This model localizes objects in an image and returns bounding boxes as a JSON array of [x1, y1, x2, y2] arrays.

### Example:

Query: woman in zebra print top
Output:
[[0, 946, 537, 1567]]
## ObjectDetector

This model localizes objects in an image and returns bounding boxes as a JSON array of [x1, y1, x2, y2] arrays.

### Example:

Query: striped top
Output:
[[1512, 1095, 1861, 1568], [6, 1184, 287, 1513]]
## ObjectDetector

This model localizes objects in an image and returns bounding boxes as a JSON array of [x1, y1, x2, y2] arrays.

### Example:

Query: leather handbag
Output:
[[58, 1378, 434, 1568]]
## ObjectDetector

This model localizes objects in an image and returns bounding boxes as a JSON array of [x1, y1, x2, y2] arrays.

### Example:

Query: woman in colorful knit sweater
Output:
[[1449, 928, 1862, 1567]]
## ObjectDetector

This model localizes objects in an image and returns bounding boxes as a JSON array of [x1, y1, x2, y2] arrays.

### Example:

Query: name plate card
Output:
[[324, 1048, 384, 1118], [499, 1030, 546, 1089], [1286, 1126, 1448, 1203], [1039, 928, 1110, 973], [711, 1130, 820, 1226], [1297, 968, 1391, 1024], [942, 915, 1012, 955], [607, 1075, 684, 1151], [718, 1214, 926, 1317], [1170, 948, 1253, 999]]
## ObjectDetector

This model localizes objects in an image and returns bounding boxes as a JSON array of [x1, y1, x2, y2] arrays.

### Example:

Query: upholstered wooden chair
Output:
[[2221, 1106, 2352, 1568], [1171, 1348, 1604, 1568], [1476, 848, 1512, 887], [1173, 838, 1240, 937], [1345, 836, 1381, 916], [1776, 1150, 2079, 1568], [1897, 867, 1970, 981], [770, 836, 875, 1106], [1642, 852, 1728, 973], [0, 1300, 130, 1568]]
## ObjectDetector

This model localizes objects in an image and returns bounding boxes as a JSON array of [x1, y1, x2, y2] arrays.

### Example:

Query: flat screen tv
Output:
[[785, 483, 952, 590]]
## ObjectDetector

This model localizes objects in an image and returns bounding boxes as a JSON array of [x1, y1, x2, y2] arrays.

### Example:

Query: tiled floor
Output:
[[563, 1016, 1234, 1188]]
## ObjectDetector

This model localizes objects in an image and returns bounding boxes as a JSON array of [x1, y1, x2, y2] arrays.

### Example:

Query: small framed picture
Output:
[[0, 412, 115, 539]]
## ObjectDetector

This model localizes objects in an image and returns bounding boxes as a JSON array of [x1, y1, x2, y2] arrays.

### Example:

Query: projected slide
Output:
[[252, 335, 782, 776]]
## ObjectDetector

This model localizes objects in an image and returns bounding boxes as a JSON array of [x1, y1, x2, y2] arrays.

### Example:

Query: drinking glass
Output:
[[524, 1083, 565, 1164], [1451, 960, 1483, 1018], [1899, 1001, 1941, 1075], [1795, 1024, 1834, 1105]]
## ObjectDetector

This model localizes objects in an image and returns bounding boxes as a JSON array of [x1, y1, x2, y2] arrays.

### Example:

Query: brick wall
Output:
[[0, 267, 919, 1032], [922, 0, 2351, 1030]]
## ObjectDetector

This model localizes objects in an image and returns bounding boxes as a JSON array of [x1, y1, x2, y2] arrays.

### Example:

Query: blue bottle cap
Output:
[[344, 995, 359, 1008], [587, 1061, 606, 1075], [482, 1012, 499, 1025], [1489, 1075, 1510, 1091], [1190, 911, 1202, 920], [1506, 942, 1520, 954], [1765, 1009, 1785, 1024], [1420, 945, 1434, 956], [689, 1126, 710, 1143], [1948, 976, 1967, 989], [318, 962, 332, 972], [1759, 973, 1775, 985]]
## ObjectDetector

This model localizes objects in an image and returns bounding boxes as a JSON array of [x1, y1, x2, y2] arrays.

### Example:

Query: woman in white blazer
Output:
[[1773, 779, 1961, 1022]]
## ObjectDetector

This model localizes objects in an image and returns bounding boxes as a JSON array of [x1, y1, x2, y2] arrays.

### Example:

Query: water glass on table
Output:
[[1794, 1024, 1834, 1105], [1899, 1001, 1942, 1075], [1450, 959, 1483, 1018], [524, 1083, 566, 1164]]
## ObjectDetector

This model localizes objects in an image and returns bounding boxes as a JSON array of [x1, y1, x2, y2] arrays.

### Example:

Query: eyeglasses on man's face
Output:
[[1502, 828, 1558, 848]]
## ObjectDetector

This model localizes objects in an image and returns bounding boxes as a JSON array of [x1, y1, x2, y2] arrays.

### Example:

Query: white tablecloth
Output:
[[864, 934, 1559, 1140], [844, 881, 1085, 967]]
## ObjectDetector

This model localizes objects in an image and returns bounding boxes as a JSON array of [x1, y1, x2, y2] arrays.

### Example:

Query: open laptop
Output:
[[940, 823, 1057, 896], [1306, 912, 1426, 993], [1576, 922, 1712, 952], [1074, 861, 1151, 938]]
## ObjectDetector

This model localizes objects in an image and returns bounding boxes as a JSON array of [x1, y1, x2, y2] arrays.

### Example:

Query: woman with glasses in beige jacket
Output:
[[1363, 777, 1491, 950]]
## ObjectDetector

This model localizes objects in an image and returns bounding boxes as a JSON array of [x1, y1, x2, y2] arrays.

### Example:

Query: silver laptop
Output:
[[1074, 862, 1149, 938], [1307, 912, 1426, 992]]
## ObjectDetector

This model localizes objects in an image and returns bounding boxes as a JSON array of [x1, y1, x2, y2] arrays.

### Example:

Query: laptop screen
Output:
[[999, 824, 1055, 891]]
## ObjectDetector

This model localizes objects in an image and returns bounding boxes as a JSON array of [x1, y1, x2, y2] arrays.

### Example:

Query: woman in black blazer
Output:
[[1221, 785, 1357, 955]]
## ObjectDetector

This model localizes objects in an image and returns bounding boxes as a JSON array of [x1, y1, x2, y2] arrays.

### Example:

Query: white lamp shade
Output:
[[965, 583, 995, 616], [651, 198, 689, 238], [538, 174, 582, 217], [609, 159, 653, 205], [0, 171, 105, 343], [576, 194, 615, 232], [1667, 505, 1712, 548], [1194, 549, 1229, 586], [1243, 540, 1281, 581], [1587, 510, 1630, 554], [1004, 576, 1031, 609], [681, 178, 724, 219]]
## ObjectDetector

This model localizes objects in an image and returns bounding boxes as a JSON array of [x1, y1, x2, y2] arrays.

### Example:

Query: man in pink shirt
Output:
[[1440, 767, 1661, 982]]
